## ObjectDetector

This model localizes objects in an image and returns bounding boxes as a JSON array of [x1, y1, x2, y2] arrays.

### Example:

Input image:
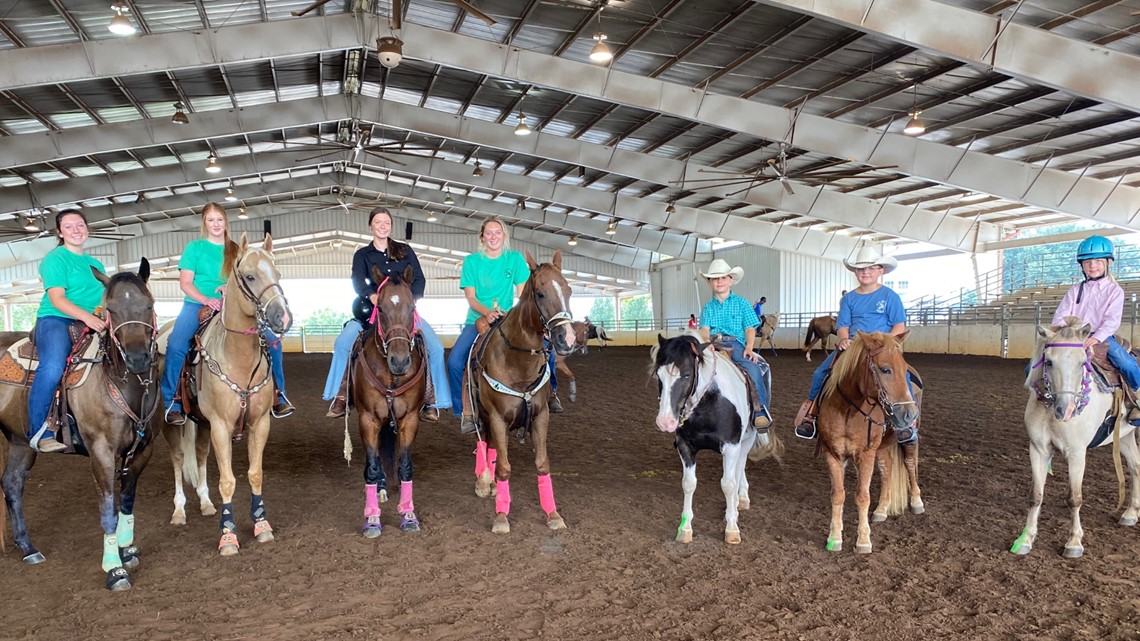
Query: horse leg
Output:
[[489, 417, 512, 534], [116, 435, 153, 572], [90, 444, 132, 591], [1012, 439, 1052, 555], [359, 411, 383, 538], [824, 451, 846, 551], [530, 413, 565, 530], [720, 441, 747, 545], [397, 414, 421, 533], [193, 423, 215, 516], [903, 441, 924, 514], [1063, 448, 1088, 558], [2, 442, 43, 563], [676, 441, 696, 543], [163, 421, 188, 525], [1120, 429, 1140, 526], [738, 431, 755, 511], [246, 413, 274, 544], [853, 449, 877, 554], [872, 445, 894, 523], [209, 423, 240, 556], [474, 438, 493, 498]]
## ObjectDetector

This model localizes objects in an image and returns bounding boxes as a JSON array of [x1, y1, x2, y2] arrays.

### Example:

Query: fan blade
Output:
[[293, 150, 344, 163], [391, 0, 403, 30], [361, 151, 407, 166], [451, 0, 497, 26], [291, 0, 335, 17], [779, 177, 795, 196]]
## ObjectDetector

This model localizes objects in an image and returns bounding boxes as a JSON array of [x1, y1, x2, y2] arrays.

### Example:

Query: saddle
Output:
[[711, 342, 765, 426], [463, 318, 551, 440], [1089, 337, 1140, 401], [168, 308, 221, 424], [0, 320, 97, 389]]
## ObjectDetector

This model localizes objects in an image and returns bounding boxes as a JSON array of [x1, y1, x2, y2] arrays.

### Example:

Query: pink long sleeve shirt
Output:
[[1051, 277, 1124, 343]]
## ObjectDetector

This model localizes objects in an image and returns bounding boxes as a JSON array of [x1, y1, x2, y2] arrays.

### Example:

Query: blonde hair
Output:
[[199, 202, 240, 279], [479, 217, 510, 253]]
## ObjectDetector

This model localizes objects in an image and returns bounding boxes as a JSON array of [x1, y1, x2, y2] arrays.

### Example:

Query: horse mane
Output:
[[822, 333, 902, 398], [220, 239, 240, 280], [649, 333, 705, 378]]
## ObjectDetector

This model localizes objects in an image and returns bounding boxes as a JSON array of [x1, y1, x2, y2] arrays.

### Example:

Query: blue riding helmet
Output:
[[1076, 235, 1114, 262]]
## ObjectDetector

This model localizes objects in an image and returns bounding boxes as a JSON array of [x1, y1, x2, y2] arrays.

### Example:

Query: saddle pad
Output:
[[0, 334, 101, 388]]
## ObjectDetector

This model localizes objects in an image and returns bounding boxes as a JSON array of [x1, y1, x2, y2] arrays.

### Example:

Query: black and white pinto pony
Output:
[[651, 333, 783, 544]]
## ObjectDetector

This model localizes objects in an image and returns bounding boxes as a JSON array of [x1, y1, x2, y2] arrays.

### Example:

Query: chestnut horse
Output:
[[353, 265, 427, 538], [803, 315, 837, 362], [0, 261, 159, 590], [816, 331, 923, 553], [469, 251, 576, 534], [164, 234, 292, 556]]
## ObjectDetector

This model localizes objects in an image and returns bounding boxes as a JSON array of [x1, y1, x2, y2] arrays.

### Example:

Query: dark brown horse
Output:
[[816, 331, 923, 554], [1, 261, 159, 590], [803, 315, 837, 362], [469, 251, 577, 534], [352, 265, 427, 538]]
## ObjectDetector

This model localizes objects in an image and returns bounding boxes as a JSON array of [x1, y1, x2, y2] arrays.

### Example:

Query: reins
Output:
[[99, 288, 160, 476], [832, 343, 917, 447], [356, 275, 426, 419], [1030, 341, 1094, 412]]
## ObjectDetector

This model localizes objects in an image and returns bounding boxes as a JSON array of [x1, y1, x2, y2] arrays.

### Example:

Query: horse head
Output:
[[230, 233, 292, 335], [651, 334, 712, 433], [370, 264, 418, 376], [92, 258, 156, 376], [1031, 317, 1093, 422], [827, 331, 918, 432], [523, 250, 575, 355]]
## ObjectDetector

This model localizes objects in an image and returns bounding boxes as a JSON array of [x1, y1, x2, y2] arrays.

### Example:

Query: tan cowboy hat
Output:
[[844, 245, 898, 275], [701, 258, 744, 283]]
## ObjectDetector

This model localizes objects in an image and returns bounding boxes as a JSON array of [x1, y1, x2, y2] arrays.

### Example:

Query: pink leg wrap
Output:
[[474, 441, 489, 477], [495, 480, 511, 515], [488, 448, 498, 468], [398, 481, 414, 514], [364, 484, 380, 518], [537, 474, 557, 514]]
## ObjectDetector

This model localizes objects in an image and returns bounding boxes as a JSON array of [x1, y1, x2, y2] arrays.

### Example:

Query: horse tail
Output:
[[882, 439, 910, 517], [748, 429, 784, 463], [803, 324, 818, 350], [379, 417, 398, 491], [181, 423, 200, 488]]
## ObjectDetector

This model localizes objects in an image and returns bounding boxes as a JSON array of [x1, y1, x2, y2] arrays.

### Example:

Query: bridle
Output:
[[834, 343, 917, 445], [531, 266, 572, 337], [100, 280, 160, 476], [368, 276, 420, 356], [222, 248, 290, 340], [1030, 341, 1093, 412], [660, 342, 715, 429]]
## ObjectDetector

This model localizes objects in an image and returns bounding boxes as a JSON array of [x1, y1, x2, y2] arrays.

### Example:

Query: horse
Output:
[[815, 331, 923, 553], [469, 250, 576, 534], [0, 260, 159, 590], [352, 265, 427, 538], [803, 315, 837, 362], [756, 313, 779, 355], [162, 233, 292, 556], [583, 321, 611, 350], [1012, 317, 1140, 558], [651, 334, 783, 544]]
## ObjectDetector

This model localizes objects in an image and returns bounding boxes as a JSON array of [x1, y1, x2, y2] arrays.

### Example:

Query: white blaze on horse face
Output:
[[655, 364, 682, 433], [390, 294, 401, 306]]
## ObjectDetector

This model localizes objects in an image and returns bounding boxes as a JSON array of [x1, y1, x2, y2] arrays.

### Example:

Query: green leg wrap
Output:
[[115, 512, 135, 548], [101, 534, 121, 572]]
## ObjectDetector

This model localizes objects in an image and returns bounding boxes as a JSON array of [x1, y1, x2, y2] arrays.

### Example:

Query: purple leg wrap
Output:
[[398, 481, 414, 514], [495, 480, 511, 515], [537, 474, 557, 514]]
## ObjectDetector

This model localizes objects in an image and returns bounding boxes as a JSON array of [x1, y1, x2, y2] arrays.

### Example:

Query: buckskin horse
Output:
[[756, 313, 779, 355], [815, 331, 923, 553], [651, 334, 783, 544], [468, 251, 576, 534], [352, 265, 428, 538], [165, 234, 292, 555], [0, 260, 159, 590], [1013, 317, 1140, 558], [803, 315, 837, 362]]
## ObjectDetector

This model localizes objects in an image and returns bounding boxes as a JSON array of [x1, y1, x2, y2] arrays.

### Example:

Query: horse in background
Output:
[[803, 315, 837, 362], [1013, 317, 1140, 558], [1, 261, 159, 590], [756, 313, 779, 355], [582, 320, 611, 350], [468, 251, 576, 534], [815, 331, 923, 553], [652, 333, 783, 544]]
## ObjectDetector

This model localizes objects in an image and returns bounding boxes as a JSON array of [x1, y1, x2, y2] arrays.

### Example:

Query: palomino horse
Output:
[[470, 251, 576, 534], [756, 313, 779, 355], [803, 315, 837, 362], [353, 265, 427, 538], [0, 261, 159, 590], [164, 234, 292, 555], [816, 331, 923, 553], [1013, 317, 1140, 558], [652, 334, 783, 544]]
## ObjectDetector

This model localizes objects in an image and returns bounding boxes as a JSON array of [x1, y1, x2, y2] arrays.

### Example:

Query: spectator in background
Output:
[[687, 314, 698, 330]]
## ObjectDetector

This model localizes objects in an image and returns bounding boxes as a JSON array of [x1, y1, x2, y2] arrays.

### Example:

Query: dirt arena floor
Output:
[[4, 346, 1140, 640]]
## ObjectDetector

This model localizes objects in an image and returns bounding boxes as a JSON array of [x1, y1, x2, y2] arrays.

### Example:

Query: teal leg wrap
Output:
[[115, 512, 135, 547], [101, 534, 121, 572]]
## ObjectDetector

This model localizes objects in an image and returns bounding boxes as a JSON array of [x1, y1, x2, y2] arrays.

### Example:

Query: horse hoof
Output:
[[1010, 543, 1032, 555], [676, 529, 692, 544], [492, 514, 510, 534], [546, 511, 566, 530], [724, 531, 741, 545], [105, 567, 132, 592], [171, 510, 187, 526], [120, 546, 141, 570], [363, 524, 382, 539], [1120, 516, 1137, 527], [825, 538, 842, 552], [218, 532, 240, 556], [1062, 546, 1084, 559], [23, 551, 45, 565], [201, 504, 217, 517], [855, 543, 873, 554], [872, 512, 887, 523], [219, 544, 240, 557], [400, 514, 421, 533], [738, 498, 750, 511], [911, 502, 926, 515]]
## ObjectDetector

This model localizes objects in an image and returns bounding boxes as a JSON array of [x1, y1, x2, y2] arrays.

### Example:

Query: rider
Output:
[[687, 314, 698, 330], [698, 259, 772, 430], [162, 203, 292, 426], [28, 209, 107, 453], [1052, 235, 1140, 423], [794, 245, 912, 443], [447, 217, 561, 435], [323, 207, 450, 421], [754, 296, 767, 331]]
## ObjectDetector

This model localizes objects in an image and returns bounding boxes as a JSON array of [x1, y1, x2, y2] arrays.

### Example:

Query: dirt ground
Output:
[[4, 347, 1140, 641]]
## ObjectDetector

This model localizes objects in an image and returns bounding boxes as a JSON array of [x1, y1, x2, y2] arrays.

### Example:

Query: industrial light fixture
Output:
[[377, 36, 404, 69], [472, 159, 484, 177], [108, 1, 137, 36], [590, 34, 613, 64], [23, 215, 38, 232], [443, 187, 454, 205], [237, 207, 248, 220], [171, 102, 189, 125], [567, 235, 578, 246], [224, 188, 238, 202], [903, 84, 926, 136], [606, 220, 617, 235], [343, 49, 363, 96], [665, 201, 676, 214], [205, 155, 221, 173], [426, 211, 438, 222], [514, 111, 531, 136]]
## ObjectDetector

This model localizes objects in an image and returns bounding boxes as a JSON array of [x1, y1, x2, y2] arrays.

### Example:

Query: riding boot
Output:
[[326, 373, 349, 418], [459, 369, 477, 435], [744, 376, 770, 431], [549, 394, 564, 414], [793, 399, 818, 440]]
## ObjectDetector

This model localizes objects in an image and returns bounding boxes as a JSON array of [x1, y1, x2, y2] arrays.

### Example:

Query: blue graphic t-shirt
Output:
[[837, 286, 906, 334]]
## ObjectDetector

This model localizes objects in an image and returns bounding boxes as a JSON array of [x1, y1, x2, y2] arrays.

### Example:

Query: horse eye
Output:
[[1045, 359, 1053, 368], [535, 291, 545, 298], [880, 367, 891, 375]]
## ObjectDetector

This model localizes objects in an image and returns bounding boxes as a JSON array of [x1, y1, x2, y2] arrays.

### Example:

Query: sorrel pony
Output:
[[469, 251, 576, 534], [816, 331, 923, 553], [166, 233, 292, 555], [352, 265, 427, 538], [0, 261, 159, 590], [803, 315, 837, 362], [651, 334, 783, 544], [1013, 317, 1140, 558]]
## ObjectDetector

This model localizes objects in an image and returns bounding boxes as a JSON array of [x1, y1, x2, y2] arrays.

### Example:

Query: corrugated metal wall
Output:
[[711, 246, 781, 311], [653, 261, 703, 321], [779, 252, 851, 315]]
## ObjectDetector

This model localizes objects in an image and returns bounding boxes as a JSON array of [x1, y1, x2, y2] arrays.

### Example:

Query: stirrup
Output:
[[794, 418, 817, 441]]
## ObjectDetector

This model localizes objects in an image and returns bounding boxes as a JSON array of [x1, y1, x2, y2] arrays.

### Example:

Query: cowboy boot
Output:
[[793, 399, 818, 440], [420, 363, 438, 422], [459, 369, 477, 435], [326, 373, 349, 418], [549, 394, 564, 414], [272, 388, 295, 419]]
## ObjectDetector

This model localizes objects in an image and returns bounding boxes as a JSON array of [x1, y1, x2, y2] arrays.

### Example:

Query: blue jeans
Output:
[[1107, 336, 1140, 391], [27, 316, 75, 437], [809, 348, 913, 400], [723, 339, 771, 419], [446, 323, 557, 416], [161, 302, 286, 411], [322, 318, 451, 409]]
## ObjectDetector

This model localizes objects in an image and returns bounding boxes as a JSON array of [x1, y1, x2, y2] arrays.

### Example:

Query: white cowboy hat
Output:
[[700, 258, 744, 283], [844, 245, 898, 275]]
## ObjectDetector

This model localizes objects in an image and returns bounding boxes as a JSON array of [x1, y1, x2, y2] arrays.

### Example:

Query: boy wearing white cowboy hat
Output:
[[794, 245, 916, 443], [698, 258, 773, 430]]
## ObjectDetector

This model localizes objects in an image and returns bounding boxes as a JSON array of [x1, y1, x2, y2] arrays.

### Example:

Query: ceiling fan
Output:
[[276, 184, 402, 215], [0, 210, 134, 244], [264, 121, 436, 167], [292, 0, 497, 26]]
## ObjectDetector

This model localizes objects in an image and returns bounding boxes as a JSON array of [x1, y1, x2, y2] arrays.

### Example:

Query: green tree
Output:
[[588, 297, 615, 326], [302, 307, 351, 334], [11, 304, 38, 331], [620, 295, 652, 328]]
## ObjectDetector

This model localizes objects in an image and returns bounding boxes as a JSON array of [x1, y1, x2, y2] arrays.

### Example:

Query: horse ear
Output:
[[138, 257, 150, 283], [371, 264, 385, 285], [263, 233, 273, 252], [1036, 325, 1054, 340], [552, 249, 562, 270], [1080, 323, 1093, 338], [525, 250, 538, 271], [896, 330, 909, 343], [403, 265, 414, 285], [658, 333, 666, 347], [238, 232, 249, 253], [91, 266, 110, 287]]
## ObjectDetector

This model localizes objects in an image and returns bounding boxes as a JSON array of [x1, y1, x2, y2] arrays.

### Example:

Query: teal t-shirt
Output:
[[459, 250, 530, 325], [179, 238, 226, 303], [38, 246, 107, 318]]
